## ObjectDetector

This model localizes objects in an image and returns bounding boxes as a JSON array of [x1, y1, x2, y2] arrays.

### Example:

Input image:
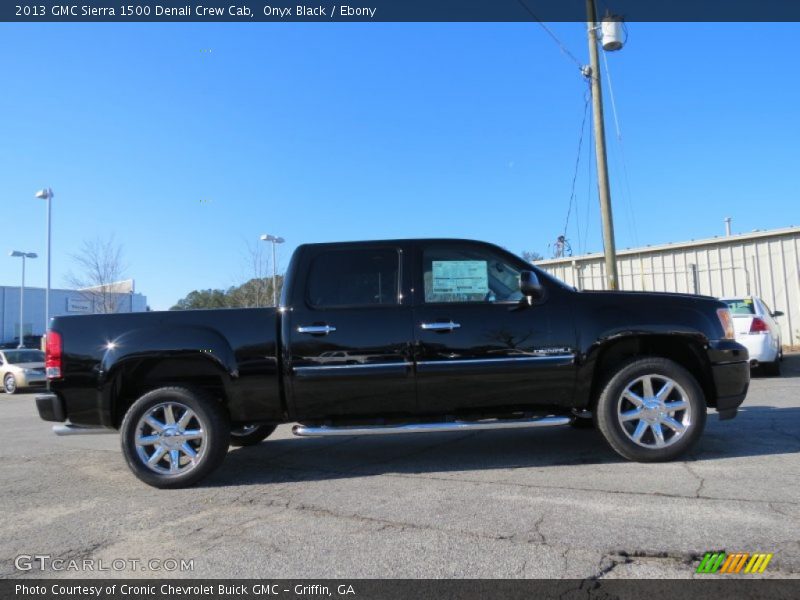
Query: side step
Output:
[[292, 415, 571, 437], [53, 424, 115, 436]]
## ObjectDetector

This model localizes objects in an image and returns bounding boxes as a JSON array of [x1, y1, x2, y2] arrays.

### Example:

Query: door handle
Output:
[[421, 321, 461, 332], [297, 324, 337, 335]]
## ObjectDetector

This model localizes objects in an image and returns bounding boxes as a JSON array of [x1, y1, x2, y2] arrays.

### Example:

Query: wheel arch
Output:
[[98, 325, 239, 428], [585, 334, 716, 410]]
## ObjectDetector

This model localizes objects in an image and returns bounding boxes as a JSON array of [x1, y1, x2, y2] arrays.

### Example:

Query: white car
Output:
[[0, 348, 46, 394], [721, 296, 784, 375]]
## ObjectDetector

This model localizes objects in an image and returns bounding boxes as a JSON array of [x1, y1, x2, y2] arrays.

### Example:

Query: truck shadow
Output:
[[207, 405, 800, 488]]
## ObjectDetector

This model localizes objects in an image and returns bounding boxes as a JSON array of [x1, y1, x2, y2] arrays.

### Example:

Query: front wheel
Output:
[[595, 357, 706, 462], [4, 374, 17, 394], [230, 424, 277, 447], [120, 387, 230, 488]]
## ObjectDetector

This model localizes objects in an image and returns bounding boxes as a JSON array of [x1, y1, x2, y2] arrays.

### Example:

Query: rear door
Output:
[[285, 243, 416, 419], [411, 240, 577, 415]]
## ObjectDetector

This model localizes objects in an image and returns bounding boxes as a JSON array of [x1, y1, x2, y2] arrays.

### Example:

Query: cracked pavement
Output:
[[1, 355, 799, 579]]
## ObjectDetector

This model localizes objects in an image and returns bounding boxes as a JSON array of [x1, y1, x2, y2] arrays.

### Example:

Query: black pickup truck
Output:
[[36, 238, 749, 488]]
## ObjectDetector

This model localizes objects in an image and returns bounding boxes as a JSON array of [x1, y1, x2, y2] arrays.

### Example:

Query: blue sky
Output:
[[1, 23, 798, 309]]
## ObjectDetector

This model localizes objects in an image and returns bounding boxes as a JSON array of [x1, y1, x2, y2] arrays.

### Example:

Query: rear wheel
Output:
[[230, 424, 277, 447], [120, 387, 230, 488], [595, 357, 706, 462], [762, 360, 781, 376]]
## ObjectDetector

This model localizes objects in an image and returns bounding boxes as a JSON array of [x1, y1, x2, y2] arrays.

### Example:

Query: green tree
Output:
[[171, 276, 284, 310], [170, 289, 229, 310]]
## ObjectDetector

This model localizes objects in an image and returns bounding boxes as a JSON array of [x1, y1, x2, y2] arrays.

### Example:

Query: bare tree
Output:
[[66, 235, 129, 313], [228, 239, 271, 308]]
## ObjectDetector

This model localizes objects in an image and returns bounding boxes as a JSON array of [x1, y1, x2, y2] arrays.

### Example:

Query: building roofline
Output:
[[534, 225, 800, 266]]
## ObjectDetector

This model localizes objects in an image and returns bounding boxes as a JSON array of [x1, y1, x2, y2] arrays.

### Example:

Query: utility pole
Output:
[[586, 0, 619, 290]]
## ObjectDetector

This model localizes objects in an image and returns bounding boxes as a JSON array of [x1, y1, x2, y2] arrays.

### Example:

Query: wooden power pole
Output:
[[586, 0, 619, 290]]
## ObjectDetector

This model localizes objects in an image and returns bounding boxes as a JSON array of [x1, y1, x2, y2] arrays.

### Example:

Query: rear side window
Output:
[[306, 248, 400, 308], [724, 298, 756, 315]]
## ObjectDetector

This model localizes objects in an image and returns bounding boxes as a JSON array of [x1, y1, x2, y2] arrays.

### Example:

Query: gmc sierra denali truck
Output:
[[35, 238, 750, 488]]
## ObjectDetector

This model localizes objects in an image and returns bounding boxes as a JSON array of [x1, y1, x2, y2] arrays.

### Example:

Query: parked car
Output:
[[720, 296, 784, 375], [1, 349, 46, 394], [35, 238, 750, 488]]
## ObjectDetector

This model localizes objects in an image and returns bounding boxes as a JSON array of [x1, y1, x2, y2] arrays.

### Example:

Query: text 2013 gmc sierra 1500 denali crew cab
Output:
[[35, 239, 750, 488]]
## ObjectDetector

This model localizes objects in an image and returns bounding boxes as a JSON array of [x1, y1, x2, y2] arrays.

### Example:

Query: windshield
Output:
[[3, 350, 45, 364], [723, 298, 756, 316]]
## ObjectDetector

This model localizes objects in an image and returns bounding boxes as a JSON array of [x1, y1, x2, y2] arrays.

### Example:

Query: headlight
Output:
[[716, 308, 735, 340]]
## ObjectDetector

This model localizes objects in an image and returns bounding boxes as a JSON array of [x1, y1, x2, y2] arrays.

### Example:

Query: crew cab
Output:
[[35, 239, 750, 488]]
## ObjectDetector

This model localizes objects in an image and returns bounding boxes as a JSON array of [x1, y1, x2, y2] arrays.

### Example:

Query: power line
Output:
[[601, 49, 640, 248], [563, 88, 591, 244], [517, 0, 584, 70]]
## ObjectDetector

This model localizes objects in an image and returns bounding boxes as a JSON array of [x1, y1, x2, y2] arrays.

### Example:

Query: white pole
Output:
[[18, 256, 26, 348], [46, 191, 52, 333], [271, 240, 277, 306]]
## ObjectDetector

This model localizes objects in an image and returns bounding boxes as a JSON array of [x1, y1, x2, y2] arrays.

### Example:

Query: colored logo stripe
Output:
[[696, 552, 773, 574]]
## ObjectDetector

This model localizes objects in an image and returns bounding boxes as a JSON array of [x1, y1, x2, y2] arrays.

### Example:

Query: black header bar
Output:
[[4, 1, 800, 23]]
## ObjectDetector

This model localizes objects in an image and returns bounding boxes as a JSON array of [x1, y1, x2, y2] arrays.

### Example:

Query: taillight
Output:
[[749, 317, 769, 334], [716, 308, 735, 340], [45, 330, 63, 379]]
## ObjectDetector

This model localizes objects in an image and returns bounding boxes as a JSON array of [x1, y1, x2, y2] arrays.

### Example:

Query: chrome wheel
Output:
[[4, 374, 16, 394], [617, 374, 691, 449], [134, 402, 206, 476]]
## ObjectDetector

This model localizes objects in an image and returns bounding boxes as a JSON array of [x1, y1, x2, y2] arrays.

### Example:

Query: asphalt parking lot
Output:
[[1, 356, 799, 580]]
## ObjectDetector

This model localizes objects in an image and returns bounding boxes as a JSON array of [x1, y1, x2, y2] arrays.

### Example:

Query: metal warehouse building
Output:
[[0, 279, 148, 344], [535, 225, 800, 347]]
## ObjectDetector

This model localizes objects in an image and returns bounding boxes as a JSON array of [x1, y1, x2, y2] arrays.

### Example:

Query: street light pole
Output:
[[35, 187, 54, 331], [10, 251, 38, 348], [260, 234, 285, 306], [585, 0, 619, 290]]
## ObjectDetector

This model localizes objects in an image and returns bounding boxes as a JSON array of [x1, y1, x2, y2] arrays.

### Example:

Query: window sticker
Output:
[[432, 260, 489, 295]]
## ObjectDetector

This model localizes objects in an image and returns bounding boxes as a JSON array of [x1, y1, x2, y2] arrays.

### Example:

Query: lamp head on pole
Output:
[[35, 188, 54, 200], [10, 251, 38, 259], [260, 234, 285, 244]]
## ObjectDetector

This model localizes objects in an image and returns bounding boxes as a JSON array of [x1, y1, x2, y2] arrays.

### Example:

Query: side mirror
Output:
[[772, 310, 784, 318], [519, 270, 544, 301]]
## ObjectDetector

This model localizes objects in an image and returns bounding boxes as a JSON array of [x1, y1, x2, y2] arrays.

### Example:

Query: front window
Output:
[[423, 246, 524, 304]]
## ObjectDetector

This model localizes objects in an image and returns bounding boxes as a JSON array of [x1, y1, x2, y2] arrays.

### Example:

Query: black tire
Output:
[[4, 374, 17, 394], [120, 387, 230, 489], [230, 424, 277, 447], [762, 360, 781, 376], [595, 357, 706, 462]]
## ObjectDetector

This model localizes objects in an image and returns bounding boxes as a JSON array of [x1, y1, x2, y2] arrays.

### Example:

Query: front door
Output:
[[412, 241, 577, 415], [286, 244, 416, 419]]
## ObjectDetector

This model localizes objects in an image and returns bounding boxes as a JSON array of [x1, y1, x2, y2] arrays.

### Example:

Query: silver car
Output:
[[720, 296, 784, 375], [0, 349, 46, 394]]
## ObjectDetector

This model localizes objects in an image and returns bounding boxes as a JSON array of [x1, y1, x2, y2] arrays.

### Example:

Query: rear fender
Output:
[[98, 325, 237, 426]]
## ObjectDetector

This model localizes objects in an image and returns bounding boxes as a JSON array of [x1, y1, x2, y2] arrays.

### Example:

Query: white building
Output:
[[535, 226, 800, 347], [0, 279, 148, 344]]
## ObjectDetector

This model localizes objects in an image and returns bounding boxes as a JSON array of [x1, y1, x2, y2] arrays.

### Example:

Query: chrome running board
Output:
[[292, 415, 571, 437], [53, 424, 115, 436]]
